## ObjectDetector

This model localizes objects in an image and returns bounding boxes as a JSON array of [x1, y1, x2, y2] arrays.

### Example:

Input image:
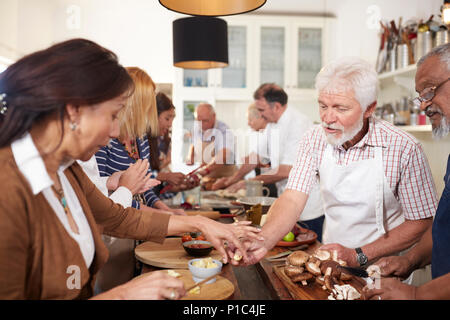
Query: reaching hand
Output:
[[160, 172, 186, 185], [226, 235, 268, 266], [194, 218, 264, 265]]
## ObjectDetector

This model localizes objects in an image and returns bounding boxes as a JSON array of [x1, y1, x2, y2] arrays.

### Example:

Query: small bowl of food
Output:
[[188, 257, 223, 283], [182, 240, 214, 257]]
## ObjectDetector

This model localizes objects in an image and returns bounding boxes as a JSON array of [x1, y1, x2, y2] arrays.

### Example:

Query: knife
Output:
[[338, 266, 369, 278]]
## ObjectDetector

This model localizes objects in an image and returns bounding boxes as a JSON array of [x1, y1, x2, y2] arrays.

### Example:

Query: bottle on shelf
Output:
[[418, 111, 427, 125]]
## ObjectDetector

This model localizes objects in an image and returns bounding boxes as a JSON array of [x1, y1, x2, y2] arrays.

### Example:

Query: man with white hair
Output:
[[364, 43, 450, 300], [231, 57, 438, 270], [186, 103, 236, 178]]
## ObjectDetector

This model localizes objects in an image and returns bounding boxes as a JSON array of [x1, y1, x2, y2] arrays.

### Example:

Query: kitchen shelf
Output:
[[378, 64, 417, 80]]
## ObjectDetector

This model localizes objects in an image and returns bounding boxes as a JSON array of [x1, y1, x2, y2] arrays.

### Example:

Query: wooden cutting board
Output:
[[273, 265, 367, 300], [135, 238, 223, 269], [185, 210, 221, 220], [134, 269, 234, 300]]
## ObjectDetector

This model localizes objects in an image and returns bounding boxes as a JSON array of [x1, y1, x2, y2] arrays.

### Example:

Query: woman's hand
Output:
[[194, 218, 264, 264], [111, 271, 186, 300], [118, 159, 156, 195], [106, 171, 123, 191]]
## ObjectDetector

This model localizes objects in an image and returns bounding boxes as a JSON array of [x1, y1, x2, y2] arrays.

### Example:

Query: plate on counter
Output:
[[276, 224, 317, 247], [134, 269, 235, 300], [135, 238, 223, 269]]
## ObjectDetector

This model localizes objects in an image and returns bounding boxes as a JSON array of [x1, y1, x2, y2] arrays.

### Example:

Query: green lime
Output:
[[282, 232, 295, 242]]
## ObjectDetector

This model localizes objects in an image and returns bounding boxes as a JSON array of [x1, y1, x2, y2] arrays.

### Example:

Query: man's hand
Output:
[[363, 277, 417, 300], [319, 243, 359, 267], [373, 256, 414, 279], [225, 235, 268, 266]]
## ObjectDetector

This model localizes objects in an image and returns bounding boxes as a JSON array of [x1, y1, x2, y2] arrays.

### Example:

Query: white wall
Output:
[[0, 0, 447, 193]]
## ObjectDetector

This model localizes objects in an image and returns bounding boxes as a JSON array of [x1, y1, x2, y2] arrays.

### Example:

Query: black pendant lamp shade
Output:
[[173, 17, 228, 69], [160, 0, 266, 17]]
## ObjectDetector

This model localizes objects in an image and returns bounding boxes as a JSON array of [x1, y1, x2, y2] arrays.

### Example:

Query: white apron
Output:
[[320, 144, 404, 248]]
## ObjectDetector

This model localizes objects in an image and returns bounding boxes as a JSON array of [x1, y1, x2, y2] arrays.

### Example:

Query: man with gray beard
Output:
[[229, 57, 438, 277], [364, 43, 450, 300]]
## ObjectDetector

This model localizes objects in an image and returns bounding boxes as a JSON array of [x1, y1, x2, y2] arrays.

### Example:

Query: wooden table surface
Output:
[[139, 206, 328, 300], [256, 241, 322, 300]]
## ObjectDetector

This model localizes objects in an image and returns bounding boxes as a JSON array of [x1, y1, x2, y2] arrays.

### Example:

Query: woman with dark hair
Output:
[[0, 38, 260, 299], [148, 92, 192, 198]]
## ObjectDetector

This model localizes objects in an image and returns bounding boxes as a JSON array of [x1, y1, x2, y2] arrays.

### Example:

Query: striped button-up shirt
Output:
[[96, 137, 159, 209], [286, 117, 438, 220]]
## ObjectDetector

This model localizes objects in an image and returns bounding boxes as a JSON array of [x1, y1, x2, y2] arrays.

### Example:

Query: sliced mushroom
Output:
[[331, 250, 339, 262], [324, 267, 334, 291], [367, 264, 381, 278], [306, 261, 322, 276], [315, 276, 325, 286], [286, 250, 310, 267], [313, 249, 331, 261], [320, 260, 341, 277], [291, 272, 313, 285], [284, 265, 305, 278]]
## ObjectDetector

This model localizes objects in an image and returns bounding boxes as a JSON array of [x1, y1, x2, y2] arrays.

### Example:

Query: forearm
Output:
[[140, 204, 172, 215], [404, 224, 433, 270], [416, 272, 450, 299], [231, 162, 257, 182], [167, 215, 206, 236], [153, 200, 172, 212], [252, 164, 292, 184], [260, 190, 308, 250], [362, 218, 433, 264]]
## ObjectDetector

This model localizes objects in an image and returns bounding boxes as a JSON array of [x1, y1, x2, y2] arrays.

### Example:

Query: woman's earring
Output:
[[70, 122, 77, 131]]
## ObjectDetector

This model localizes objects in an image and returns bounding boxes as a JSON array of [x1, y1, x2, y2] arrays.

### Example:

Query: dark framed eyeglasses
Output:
[[413, 77, 450, 108]]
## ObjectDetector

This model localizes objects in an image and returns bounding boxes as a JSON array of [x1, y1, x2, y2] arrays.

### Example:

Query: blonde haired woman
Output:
[[96, 67, 183, 215]]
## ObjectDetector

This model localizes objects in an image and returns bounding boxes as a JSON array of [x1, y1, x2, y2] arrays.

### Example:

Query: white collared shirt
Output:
[[11, 132, 95, 268], [258, 106, 313, 193]]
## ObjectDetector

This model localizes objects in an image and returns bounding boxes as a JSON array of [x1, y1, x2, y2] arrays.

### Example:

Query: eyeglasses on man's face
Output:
[[412, 77, 450, 108]]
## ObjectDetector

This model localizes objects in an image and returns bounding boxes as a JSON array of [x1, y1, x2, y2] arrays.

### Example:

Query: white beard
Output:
[[432, 115, 450, 140], [322, 114, 364, 147]]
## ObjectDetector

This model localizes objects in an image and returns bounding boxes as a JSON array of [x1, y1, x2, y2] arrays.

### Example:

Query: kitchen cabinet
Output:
[[173, 15, 336, 103], [172, 15, 336, 167]]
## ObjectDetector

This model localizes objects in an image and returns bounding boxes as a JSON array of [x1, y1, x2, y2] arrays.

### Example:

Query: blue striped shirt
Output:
[[95, 137, 160, 209]]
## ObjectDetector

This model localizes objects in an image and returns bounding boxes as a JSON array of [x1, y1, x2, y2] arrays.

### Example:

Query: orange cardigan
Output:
[[0, 146, 170, 299]]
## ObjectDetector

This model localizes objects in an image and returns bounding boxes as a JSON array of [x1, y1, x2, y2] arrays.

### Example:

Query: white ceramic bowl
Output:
[[188, 258, 223, 284]]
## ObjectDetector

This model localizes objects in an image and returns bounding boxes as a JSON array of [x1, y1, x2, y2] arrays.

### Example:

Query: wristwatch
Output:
[[355, 247, 368, 267]]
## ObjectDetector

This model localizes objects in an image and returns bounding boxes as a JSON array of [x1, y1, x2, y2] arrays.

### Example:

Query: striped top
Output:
[[286, 117, 438, 220], [96, 137, 159, 209]]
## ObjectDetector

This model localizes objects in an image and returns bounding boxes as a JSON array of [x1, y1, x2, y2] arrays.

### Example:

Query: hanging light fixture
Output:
[[173, 16, 228, 69], [160, 0, 266, 17]]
